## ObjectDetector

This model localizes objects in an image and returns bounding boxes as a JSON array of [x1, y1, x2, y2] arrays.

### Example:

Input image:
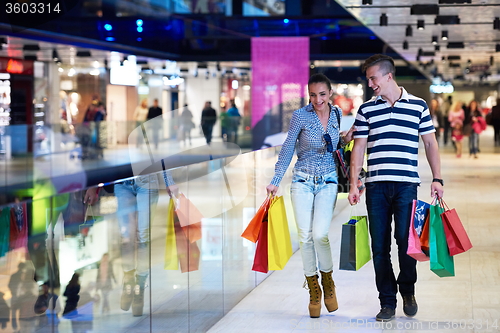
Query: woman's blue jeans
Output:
[[114, 176, 159, 277], [290, 170, 338, 277], [365, 181, 418, 309]]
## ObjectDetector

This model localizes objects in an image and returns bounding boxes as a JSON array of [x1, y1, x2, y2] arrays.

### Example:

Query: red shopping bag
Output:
[[407, 200, 430, 261], [252, 219, 269, 273], [439, 198, 473, 256], [173, 210, 201, 273], [241, 196, 271, 243]]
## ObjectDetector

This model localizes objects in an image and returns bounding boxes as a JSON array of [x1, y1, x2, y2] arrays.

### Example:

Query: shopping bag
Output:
[[439, 198, 473, 256], [175, 193, 204, 227], [420, 214, 430, 255], [429, 203, 455, 277], [339, 216, 371, 271], [79, 204, 103, 236], [252, 218, 269, 273], [407, 200, 430, 261], [241, 196, 271, 243], [164, 199, 179, 270], [267, 196, 293, 270], [174, 213, 201, 273]]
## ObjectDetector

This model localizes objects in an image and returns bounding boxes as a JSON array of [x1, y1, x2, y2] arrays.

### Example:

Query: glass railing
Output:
[[0, 146, 299, 332], [0, 118, 254, 205]]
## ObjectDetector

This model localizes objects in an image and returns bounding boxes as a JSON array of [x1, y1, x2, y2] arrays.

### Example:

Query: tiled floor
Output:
[[207, 128, 500, 333]]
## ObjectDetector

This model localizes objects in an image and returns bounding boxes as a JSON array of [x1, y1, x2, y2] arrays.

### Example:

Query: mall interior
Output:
[[0, 0, 499, 332]]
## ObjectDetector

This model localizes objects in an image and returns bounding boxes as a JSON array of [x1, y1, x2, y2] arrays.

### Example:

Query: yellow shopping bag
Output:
[[267, 196, 293, 270], [164, 198, 178, 270]]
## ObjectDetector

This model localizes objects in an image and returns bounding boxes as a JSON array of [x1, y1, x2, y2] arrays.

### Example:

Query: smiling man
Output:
[[348, 54, 444, 322]]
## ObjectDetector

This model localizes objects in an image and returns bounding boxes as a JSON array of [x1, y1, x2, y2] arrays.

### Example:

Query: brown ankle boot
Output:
[[304, 275, 322, 318], [320, 271, 338, 312]]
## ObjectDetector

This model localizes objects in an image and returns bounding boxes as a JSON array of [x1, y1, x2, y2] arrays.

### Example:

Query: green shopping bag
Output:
[[339, 216, 371, 271], [429, 203, 455, 277]]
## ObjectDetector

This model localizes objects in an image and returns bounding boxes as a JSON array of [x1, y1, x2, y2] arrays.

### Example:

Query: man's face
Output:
[[366, 65, 391, 97]]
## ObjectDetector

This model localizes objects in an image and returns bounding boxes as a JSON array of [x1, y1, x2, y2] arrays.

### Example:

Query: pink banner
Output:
[[251, 37, 309, 128]]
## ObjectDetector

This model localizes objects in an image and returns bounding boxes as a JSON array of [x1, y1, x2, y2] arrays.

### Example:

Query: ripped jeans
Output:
[[290, 170, 339, 277]]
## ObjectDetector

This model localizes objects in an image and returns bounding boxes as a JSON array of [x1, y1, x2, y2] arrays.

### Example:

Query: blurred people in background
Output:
[[34, 281, 61, 330], [147, 99, 163, 149], [449, 101, 465, 158], [96, 253, 116, 314], [63, 273, 81, 317], [226, 100, 241, 144], [429, 99, 443, 144], [179, 104, 195, 146], [469, 110, 487, 159], [134, 99, 149, 147], [441, 95, 453, 145], [201, 101, 217, 145], [490, 98, 500, 146]]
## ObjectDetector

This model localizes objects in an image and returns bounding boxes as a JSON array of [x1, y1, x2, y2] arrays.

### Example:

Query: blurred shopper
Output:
[[34, 281, 61, 330], [96, 253, 116, 314], [429, 99, 443, 144], [179, 104, 195, 146], [147, 99, 163, 149], [201, 101, 217, 144], [348, 54, 443, 323], [134, 99, 149, 147], [449, 101, 465, 158], [63, 273, 81, 317], [266, 73, 349, 318], [226, 100, 241, 144], [469, 110, 487, 158], [441, 95, 453, 145], [491, 98, 500, 146]]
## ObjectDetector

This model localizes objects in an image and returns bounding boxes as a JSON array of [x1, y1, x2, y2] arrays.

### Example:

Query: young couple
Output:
[[266, 54, 444, 321]]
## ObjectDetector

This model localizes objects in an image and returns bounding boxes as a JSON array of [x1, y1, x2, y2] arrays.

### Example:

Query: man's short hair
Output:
[[362, 54, 395, 76]]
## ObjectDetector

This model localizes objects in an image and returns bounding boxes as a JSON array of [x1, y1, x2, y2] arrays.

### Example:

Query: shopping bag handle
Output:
[[437, 197, 450, 211]]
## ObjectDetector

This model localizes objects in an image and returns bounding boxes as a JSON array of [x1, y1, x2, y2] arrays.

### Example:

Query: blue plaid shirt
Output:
[[270, 103, 342, 187]]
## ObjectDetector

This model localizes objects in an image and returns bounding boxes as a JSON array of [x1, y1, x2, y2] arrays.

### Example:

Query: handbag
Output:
[[429, 202, 455, 277], [332, 107, 365, 193], [407, 199, 430, 261], [339, 215, 371, 271], [267, 196, 293, 270], [439, 198, 473, 256], [241, 196, 271, 243]]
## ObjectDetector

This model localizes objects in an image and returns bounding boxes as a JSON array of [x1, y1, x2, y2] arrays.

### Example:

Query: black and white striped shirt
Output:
[[353, 87, 435, 184]]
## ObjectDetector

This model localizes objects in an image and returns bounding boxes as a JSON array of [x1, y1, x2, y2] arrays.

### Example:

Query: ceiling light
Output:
[[52, 49, 59, 62], [417, 20, 425, 30], [380, 13, 388, 26], [406, 25, 413, 37], [24, 55, 37, 61], [435, 15, 460, 25], [495, 17, 500, 30], [410, 5, 439, 15], [439, 0, 470, 3], [362, 0, 372, 4], [0, 37, 7, 45], [435, 45, 440, 51], [76, 50, 92, 57], [490, 56, 494, 66], [496, 44, 500, 52], [23, 44, 40, 51], [403, 41, 408, 50], [441, 31, 448, 40], [432, 36, 438, 45], [447, 42, 464, 49], [448, 55, 461, 60]]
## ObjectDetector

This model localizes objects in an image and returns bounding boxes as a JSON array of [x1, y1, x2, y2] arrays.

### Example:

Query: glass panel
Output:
[[151, 166, 189, 332]]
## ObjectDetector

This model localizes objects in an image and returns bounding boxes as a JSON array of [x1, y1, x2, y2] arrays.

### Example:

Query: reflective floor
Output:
[[208, 127, 500, 333]]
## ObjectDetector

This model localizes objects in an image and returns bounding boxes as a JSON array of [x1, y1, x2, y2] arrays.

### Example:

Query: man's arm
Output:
[[421, 133, 444, 198], [347, 137, 367, 205]]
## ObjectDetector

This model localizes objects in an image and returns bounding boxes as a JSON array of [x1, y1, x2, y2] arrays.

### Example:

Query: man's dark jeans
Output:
[[365, 181, 418, 309]]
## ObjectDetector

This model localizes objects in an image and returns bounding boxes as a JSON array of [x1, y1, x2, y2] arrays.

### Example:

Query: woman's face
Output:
[[309, 82, 332, 113]]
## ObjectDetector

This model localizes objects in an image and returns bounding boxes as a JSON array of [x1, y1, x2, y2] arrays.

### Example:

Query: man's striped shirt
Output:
[[353, 87, 435, 184]]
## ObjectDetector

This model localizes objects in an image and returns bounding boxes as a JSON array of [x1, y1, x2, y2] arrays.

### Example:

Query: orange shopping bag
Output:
[[241, 196, 271, 243]]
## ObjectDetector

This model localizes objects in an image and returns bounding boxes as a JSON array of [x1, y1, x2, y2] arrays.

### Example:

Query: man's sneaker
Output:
[[376, 307, 395, 322], [402, 295, 418, 317]]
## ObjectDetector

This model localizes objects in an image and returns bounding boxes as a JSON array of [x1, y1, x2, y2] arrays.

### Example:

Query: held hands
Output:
[[348, 187, 360, 206], [266, 184, 278, 196], [341, 126, 356, 143]]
